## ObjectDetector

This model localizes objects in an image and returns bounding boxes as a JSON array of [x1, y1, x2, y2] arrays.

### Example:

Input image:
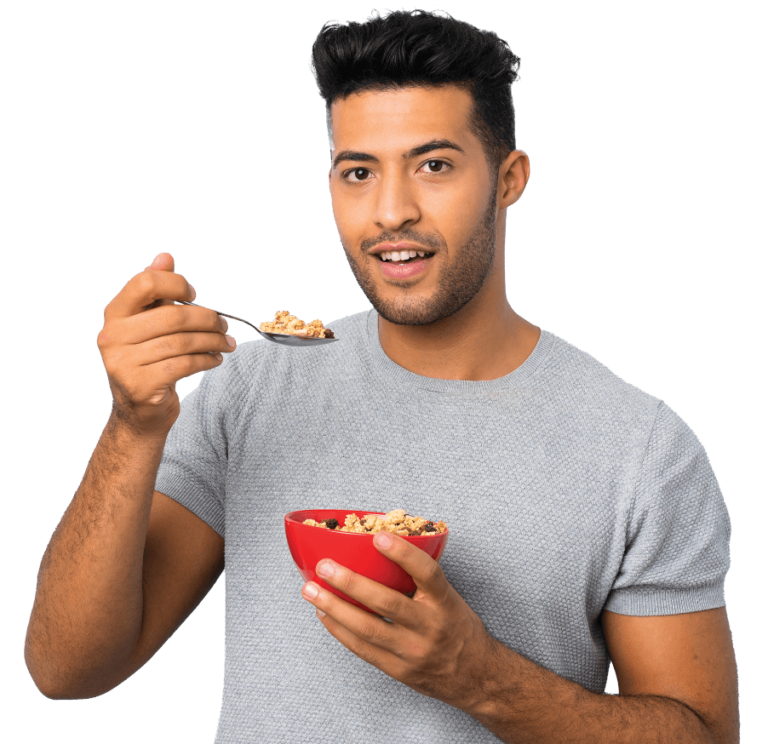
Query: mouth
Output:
[[377, 249, 435, 265], [374, 250, 435, 281]]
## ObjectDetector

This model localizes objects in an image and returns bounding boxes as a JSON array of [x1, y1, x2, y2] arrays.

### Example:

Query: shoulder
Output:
[[543, 331, 663, 427]]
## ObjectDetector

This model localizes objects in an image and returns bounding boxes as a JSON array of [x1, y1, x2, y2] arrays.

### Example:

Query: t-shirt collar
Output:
[[365, 309, 555, 394]]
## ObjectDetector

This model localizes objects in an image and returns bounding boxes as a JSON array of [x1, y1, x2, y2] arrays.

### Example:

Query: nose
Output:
[[373, 171, 420, 232]]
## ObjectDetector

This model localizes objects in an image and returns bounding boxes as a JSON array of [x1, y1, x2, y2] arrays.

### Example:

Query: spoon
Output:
[[177, 301, 338, 347]]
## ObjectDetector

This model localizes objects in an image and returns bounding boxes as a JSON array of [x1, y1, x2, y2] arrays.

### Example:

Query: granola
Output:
[[302, 509, 447, 537], [260, 310, 334, 339]]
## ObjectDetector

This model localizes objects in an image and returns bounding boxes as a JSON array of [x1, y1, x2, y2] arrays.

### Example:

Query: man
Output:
[[25, 9, 738, 743]]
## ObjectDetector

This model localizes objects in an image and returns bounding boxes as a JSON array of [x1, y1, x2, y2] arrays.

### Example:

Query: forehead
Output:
[[329, 85, 477, 153]]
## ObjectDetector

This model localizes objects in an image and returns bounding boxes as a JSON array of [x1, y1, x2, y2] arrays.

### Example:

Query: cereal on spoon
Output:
[[260, 310, 334, 339], [303, 509, 447, 536]]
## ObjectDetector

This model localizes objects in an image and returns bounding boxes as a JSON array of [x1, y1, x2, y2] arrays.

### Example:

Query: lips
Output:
[[378, 254, 432, 280]]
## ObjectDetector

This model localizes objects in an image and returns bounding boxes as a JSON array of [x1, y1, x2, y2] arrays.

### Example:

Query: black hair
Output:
[[311, 9, 521, 175]]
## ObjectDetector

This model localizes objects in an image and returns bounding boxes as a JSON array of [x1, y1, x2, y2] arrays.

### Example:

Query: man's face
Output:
[[328, 85, 500, 326]]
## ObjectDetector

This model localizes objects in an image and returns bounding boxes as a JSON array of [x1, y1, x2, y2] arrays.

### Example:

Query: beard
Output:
[[340, 191, 498, 326]]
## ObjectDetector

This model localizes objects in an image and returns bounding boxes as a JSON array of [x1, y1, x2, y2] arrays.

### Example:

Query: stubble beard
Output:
[[341, 191, 498, 326]]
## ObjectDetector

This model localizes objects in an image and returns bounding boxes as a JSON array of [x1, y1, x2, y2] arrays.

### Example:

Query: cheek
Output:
[[330, 190, 364, 244], [423, 191, 482, 247]]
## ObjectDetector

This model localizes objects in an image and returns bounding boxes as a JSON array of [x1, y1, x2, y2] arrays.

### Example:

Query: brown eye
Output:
[[420, 159, 450, 174], [350, 168, 370, 181]]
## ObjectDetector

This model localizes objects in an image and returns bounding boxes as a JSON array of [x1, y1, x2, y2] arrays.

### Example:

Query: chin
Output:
[[372, 296, 461, 326]]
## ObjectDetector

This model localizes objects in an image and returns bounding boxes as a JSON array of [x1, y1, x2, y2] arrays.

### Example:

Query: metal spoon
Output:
[[178, 301, 338, 346]]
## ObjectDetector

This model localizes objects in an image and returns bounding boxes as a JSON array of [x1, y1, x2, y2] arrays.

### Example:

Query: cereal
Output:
[[260, 311, 334, 339], [302, 510, 447, 536]]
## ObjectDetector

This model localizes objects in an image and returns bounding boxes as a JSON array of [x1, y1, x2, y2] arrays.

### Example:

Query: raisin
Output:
[[323, 518, 339, 530], [424, 522, 437, 533], [325, 329, 335, 339]]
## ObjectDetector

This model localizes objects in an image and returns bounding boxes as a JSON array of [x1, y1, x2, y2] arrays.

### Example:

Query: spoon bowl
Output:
[[178, 301, 338, 346]]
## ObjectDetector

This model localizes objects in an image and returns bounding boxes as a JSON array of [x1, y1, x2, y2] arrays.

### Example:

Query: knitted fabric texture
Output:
[[155, 309, 731, 743]]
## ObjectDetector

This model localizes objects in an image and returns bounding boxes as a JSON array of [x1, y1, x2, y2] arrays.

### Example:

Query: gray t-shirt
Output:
[[155, 309, 731, 744]]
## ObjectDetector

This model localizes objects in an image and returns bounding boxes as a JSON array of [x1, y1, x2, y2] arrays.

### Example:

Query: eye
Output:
[[344, 167, 373, 182], [418, 159, 450, 174]]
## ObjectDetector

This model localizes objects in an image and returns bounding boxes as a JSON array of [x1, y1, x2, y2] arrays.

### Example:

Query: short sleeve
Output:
[[154, 353, 244, 539], [604, 401, 731, 616]]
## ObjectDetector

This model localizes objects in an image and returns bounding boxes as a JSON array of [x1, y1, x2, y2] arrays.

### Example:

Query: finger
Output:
[[302, 580, 405, 661], [143, 251, 194, 309], [133, 331, 236, 366], [140, 350, 225, 387], [310, 559, 418, 628], [146, 252, 174, 272], [372, 533, 449, 600], [116, 303, 228, 345], [313, 603, 406, 680], [105, 268, 195, 321]]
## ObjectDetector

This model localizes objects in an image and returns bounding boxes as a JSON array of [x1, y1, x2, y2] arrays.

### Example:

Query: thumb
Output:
[[148, 252, 175, 272]]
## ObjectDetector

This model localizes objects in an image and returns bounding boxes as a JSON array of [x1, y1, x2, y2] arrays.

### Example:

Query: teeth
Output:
[[378, 250, 433, 261]]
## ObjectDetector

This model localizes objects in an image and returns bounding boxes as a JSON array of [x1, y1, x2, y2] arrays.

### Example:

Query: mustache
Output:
[[360, 229, 444, 253]]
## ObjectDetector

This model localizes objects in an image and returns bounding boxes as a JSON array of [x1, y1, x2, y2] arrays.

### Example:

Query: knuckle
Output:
[[160, 357, 178, 377], [380, 592, 402, 617], [136, 270, 154, 297], [360, 620, 382, 643], [159, 303, 185, 329], [179, 355, 196, 375], [172, 333, 191, 354], [425, 559, 443, 585], [338, 572, 355, 594], [154, 334, 175, 353], [407, 640, 430, 666]]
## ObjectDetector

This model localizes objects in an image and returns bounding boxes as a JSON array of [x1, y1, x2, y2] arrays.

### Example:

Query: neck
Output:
[[377, 268, 540, 382]]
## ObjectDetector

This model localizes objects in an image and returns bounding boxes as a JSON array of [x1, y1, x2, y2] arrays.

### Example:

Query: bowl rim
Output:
[[284, 509, 449, 538]]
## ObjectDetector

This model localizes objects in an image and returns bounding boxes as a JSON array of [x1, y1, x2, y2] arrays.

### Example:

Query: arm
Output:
[[24, 418, 163, 699], [24, 253, 233, 698], [466, 607, 738, 743], [24, 253, 231, 698], [298, 533, 739, 743]]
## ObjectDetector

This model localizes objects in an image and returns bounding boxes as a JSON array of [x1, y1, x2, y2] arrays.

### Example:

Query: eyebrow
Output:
[[331, 138, 466, 171]]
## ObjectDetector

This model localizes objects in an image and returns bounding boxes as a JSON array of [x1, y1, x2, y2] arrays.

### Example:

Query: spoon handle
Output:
[[177, 300, 263, 336]]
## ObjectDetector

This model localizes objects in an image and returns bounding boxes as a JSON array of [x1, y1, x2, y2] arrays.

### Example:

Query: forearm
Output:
[[465, 637, 714, 743], [25, 412, 167, 699]]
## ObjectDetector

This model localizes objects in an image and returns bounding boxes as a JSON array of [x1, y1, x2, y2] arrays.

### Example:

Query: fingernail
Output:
[[225, 335, 236, 347], [376, 533, 392, 549], [303, 582, 319, 599], [318, 561, 335, 578], [316, 609, 326, 618], [188, 284, 196, 300], [220, 316, 228, 332], [151, 253, 163, 265]]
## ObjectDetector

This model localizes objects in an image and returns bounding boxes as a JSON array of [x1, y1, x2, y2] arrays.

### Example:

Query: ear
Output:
[[498, 150, 530, 209]]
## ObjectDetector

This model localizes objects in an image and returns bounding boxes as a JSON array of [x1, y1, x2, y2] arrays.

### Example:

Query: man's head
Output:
[[311, 10, 529, 326]]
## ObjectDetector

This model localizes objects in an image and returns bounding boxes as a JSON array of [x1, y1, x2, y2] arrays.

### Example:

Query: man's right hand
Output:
[[97, 252, 236, 436]]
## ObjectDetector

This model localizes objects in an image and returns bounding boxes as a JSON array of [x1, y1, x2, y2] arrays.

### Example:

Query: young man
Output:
[[25, 10, 738, 743]]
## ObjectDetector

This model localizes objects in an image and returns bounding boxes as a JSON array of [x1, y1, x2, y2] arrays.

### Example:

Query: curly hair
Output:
[[311, 9, 521, 174]]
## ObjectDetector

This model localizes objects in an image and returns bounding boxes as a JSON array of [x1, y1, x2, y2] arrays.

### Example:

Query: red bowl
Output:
[[285, 509, 449, 614]]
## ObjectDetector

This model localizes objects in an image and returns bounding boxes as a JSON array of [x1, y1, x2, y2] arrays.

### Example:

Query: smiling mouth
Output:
[[377, 250, 435, 264]]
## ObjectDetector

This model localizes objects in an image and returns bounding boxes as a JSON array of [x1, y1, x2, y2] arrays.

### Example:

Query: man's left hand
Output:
[[301, 531, 495, 712]]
